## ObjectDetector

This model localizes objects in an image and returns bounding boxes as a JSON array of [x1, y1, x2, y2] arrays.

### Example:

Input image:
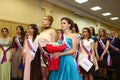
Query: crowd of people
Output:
[[0, 15, 120, 80]]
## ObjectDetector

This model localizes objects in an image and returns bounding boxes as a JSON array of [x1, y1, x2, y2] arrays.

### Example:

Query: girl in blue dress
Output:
[[49, 17, 82, 80], [89, 27, 97, 42]]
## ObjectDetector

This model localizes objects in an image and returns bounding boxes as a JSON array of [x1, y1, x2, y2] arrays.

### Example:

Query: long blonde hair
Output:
[[98, 28, 108, 40]]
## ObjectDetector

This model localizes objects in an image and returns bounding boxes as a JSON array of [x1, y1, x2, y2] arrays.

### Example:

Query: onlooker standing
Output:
[[71, 23, 80, 41], [11, 26, 25, 80], [118, 30, 120, 39], [89, 27, 97, 42], [0, 28, 12, 80], [38, 15, 57, 80], [109, 30, 120, 80], [71, 23, 80, 60], [49, 17, 82, 80], [57, 29, 63, 40], [95, 28, 110, 79], [23, 24, 39, 80], [78, 27, 96, 80]]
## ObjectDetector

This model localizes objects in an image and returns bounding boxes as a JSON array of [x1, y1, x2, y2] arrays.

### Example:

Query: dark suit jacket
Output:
[[110, 37, 120, 51], [109, 37, 120, 66]]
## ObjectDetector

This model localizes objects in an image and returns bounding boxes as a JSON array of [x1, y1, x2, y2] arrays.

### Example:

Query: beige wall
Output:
[[41, 1, 120, 34], [0, 0, 37, 24], [0, 0, 119, 36], [0, 0, 39, 37]]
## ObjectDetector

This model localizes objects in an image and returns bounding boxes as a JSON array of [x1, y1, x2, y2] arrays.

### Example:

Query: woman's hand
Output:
[[22, 59, 25, 66], [100, 54, 104, 61], [9, 55, 12, 62], [72, 53, 76, 58], [53, 52, 61, 58], [96, 55, 100, 61], [22, 52, 26, 65]]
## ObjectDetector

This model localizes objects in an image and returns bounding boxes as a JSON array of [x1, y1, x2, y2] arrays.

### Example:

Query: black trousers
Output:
[[111, 52, 120, 80]]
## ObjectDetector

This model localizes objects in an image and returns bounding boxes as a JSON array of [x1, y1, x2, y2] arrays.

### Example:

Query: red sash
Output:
[[99, 39, 112, 66], [110, 44, 120, 53], [15, 36, 23, 52], [38, 42, 60, 71], [81, 40, 92, 60], [27, 39, 35, 53], [38, 43, 49, 59], [0, 45, 11, 64]]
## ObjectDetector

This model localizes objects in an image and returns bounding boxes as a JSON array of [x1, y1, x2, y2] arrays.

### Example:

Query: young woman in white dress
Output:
[[78, 27, 97, 80]]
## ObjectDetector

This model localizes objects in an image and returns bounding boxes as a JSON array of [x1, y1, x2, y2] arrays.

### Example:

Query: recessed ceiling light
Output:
[[102, 12, 111, 16], [90, 6, 102, 11], [75, 0, 88, 4], [110, 17, 119, 20]]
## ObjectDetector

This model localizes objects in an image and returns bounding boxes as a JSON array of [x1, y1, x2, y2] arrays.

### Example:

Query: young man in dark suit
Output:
[[109, 30, 120, 80]]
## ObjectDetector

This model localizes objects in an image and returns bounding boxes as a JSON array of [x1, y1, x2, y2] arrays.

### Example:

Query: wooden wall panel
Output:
[[0, 21, 12, 37], [0, 19, 28, 38]]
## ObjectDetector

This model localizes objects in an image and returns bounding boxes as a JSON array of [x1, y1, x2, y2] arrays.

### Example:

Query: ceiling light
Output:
[[75, 0, 88, 4], [102, 12, 111, 16], [90, 6, 102, 11], [110, 17, 119, 20]]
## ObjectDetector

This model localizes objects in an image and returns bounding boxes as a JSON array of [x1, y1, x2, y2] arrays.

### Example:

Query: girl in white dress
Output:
[[78, 27, 97, 80], [23, 24, 39, 80]]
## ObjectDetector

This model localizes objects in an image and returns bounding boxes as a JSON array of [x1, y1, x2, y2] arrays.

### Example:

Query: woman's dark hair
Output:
[[89, 27, 95, 36], [61, 17, 73, 29], [58, 29, 63, 34], [29, 24, 38, 42], [16, 26, 25, 39], [71, 23, 79, 33], [1, 27, 9, 33], [82, 27, 91, 39]]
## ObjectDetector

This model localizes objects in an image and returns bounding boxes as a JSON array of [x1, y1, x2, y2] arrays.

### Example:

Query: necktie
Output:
[[111, 37, 114, 44]]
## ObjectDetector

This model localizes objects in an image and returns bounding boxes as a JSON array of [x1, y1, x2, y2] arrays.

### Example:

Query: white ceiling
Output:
[[46, 0, 120, 28]]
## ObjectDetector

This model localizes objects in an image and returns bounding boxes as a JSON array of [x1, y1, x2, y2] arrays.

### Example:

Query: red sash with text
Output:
[[99, 39, 112, 66], [27, 39, 36, 53], [110, 44, 120, 53], [0, 45, 11, 64], [15, 36, 23, 52], [81, 40, 92, 60]]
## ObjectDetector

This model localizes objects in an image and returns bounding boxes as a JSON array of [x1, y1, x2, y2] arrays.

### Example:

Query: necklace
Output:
[[45, 26, 51, 29]]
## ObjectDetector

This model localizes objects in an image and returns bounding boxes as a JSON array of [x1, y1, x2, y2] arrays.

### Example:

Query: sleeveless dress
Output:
[[11, 36, 24, 79], [97, 38, 110, 67], [23, 36, 39, 80], [92, 36, 97, 42], [49, 38, 82, 80], [78, 39, 94, 64], [78, 39, 98, 73], [0, 37, 12, 80]]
